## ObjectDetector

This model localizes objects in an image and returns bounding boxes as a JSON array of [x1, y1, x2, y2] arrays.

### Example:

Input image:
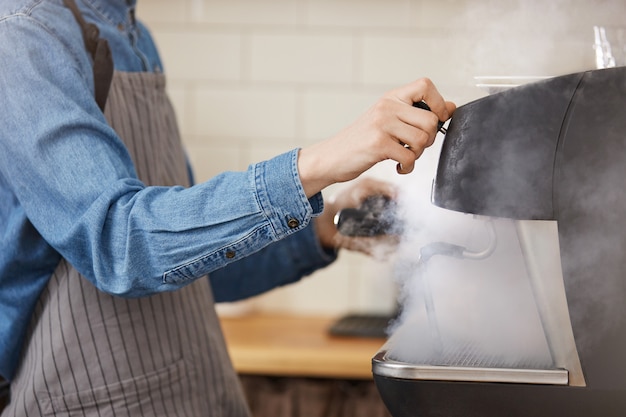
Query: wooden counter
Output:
[[220, 314, 386, 379]]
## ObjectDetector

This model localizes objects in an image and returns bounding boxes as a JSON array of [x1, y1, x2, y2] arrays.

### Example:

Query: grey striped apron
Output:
[[3, 71, 251, 417]]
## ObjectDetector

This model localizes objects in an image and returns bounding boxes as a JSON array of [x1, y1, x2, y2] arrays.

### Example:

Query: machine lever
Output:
[[413, 101, 447, 134]]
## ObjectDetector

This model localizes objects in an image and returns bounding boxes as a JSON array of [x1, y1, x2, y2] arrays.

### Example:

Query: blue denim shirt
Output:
[[0, 0, 335, 380]]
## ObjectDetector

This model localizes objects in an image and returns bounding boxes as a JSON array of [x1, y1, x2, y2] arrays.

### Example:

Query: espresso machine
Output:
[[372, 67, 626, 416]]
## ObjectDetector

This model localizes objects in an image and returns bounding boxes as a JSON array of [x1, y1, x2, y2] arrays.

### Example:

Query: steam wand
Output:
[[413, 220, 497, 355], [418, 219, 497, 263]]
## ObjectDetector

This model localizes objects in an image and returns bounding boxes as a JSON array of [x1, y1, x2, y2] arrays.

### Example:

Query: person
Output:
[[0, 0, 455, 415]]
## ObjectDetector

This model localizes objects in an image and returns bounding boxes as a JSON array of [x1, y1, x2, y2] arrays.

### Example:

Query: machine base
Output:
[[373, 375, 626, 417]]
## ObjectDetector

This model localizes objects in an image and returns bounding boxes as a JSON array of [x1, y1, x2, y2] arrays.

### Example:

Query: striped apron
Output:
[[3, 71, 251, 416]]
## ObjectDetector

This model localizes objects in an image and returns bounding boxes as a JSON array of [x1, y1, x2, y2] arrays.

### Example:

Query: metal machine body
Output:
[[373, 67, 626, 416]]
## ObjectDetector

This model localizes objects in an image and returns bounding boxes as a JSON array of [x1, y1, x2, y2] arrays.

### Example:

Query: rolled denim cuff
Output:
[[254, 148, 324, 240]]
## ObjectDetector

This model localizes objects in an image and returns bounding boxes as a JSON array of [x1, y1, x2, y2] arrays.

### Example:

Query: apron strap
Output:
[[63, 0, 113, 112]]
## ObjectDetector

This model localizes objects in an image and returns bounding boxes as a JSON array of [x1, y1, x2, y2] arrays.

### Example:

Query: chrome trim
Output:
[[515, 220, 586, 386], [372, 349, 569, 385]]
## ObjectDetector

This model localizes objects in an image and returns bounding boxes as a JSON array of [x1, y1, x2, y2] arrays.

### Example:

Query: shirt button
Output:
[[287, 218, 300, 229], [225, 250, 236, 259]]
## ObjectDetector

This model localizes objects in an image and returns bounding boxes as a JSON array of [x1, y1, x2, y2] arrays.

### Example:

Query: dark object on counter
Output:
[[373, 67, 626, 416], [328, 313, 395, 339], [335, 195, 403, 237]]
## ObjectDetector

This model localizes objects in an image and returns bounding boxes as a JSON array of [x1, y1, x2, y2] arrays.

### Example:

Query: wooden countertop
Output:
[[220, 314, 386, 379]]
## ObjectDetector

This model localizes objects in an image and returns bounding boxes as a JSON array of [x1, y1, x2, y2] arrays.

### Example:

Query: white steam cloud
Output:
[[381, 152, 555, 369]]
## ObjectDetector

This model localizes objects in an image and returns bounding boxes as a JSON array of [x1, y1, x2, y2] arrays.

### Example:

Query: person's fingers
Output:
[[391, 78, 454, 124], [445, 100, 457, 118], [298, 78, 455, 194]]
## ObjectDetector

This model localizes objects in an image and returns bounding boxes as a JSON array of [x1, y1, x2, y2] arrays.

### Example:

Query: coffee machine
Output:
[[372, 67, 626, 416]]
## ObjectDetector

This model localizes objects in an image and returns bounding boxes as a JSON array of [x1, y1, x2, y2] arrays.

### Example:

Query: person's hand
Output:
[[314, 177, 401, 258], [298, 78, 456, 197]]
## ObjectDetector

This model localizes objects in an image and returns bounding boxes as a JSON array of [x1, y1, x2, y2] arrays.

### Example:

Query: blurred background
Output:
[[138, 0, 626, 317]]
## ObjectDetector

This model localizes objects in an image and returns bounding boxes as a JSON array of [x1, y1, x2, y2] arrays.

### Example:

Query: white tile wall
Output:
[[250, 32, 355, 84], [140, 0, 624, 316], [156, 32, 242, 81]]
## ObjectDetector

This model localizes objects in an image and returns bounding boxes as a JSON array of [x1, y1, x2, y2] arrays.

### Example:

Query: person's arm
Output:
[[209, 177, 397, 301], [0, 13, 454, 300], [209, 222, 335, 302], [0, 15, 321, 298]]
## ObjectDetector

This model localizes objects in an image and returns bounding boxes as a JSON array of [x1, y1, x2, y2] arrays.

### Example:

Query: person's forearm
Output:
[[209, 223, 336, 302]]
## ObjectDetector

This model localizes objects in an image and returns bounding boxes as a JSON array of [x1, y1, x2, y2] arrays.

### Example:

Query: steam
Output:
[[374, 60, 626, 375], [382, 156, 554, 369], [381, 79, 626, 372]]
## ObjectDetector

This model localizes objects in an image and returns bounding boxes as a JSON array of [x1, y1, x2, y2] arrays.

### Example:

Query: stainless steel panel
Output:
[[372, 349, 569, 385]]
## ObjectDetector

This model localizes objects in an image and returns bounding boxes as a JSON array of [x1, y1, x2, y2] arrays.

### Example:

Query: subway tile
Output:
[[245, 142, 299, 169], [410, 0, 535, 32], [249, 33, 354, 84], [568, 4, 626, 33], [351, 258, 398, 315], [184, 143, 241, 183], [136, 0, 187, 23], [409, 0, 474, 31], [361, 35, 473, 86], [413, 0, 626, 34], [151, 31, 242, 81], [304, 0, 412, 29], [191, 87, 298, 139], [250, 255, 358, 315], [301, 89, 381, 142], [470, 39, 596, 76], [188, 0, 300, 25]]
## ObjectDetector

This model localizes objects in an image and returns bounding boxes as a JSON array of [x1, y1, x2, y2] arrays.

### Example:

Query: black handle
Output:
[[413, 101, 446, 134]]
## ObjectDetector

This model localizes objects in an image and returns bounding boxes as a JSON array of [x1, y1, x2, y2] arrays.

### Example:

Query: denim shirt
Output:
[[0, 0, 335, 380]]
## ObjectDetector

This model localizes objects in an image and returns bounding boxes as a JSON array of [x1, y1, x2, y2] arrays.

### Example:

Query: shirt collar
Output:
[[82, 0, 137, 27]]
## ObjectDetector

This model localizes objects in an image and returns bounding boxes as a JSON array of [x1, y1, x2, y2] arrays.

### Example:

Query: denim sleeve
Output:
[[0, 14, 330, 298], [209, 222, 336, 302]]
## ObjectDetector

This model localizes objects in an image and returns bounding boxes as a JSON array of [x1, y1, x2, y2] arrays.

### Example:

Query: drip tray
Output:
[[372, 349, 569, 385]]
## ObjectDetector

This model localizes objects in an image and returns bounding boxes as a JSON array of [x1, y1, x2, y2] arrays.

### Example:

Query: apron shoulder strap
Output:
[[63, 0, 113, 112]]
